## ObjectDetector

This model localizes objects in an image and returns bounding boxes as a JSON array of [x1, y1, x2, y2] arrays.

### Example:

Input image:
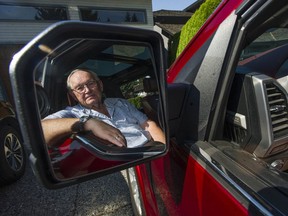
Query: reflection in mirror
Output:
[[35, 39, 166, 180]]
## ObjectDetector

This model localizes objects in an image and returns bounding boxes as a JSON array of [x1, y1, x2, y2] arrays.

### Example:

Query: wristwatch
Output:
[[72, 115, 92, 133]]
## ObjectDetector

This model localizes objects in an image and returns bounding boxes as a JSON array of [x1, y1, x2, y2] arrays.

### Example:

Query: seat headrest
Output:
[[143, 78, 158, 93], [101, 78, 124, 98]]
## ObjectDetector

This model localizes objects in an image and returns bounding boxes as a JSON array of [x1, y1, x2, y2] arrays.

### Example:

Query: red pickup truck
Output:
[[9, 0, 288, 215]]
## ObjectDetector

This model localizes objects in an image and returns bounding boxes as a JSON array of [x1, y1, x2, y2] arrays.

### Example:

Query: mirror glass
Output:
[[34, 39, 166, 180]]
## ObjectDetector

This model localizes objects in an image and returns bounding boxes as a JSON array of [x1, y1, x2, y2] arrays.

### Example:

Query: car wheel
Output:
[[126, 167, 145, 216], [0, 125, 26, 186]]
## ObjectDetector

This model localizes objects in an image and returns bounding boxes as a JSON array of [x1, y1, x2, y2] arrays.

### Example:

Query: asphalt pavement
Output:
[[0, 163, 133, 216]]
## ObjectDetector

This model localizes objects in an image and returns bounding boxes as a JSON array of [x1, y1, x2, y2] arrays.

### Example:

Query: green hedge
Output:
[[169, 0, 221, 65]]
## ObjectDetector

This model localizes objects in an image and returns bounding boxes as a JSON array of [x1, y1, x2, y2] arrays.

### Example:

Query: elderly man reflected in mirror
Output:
[[41, 68, 165, 148]]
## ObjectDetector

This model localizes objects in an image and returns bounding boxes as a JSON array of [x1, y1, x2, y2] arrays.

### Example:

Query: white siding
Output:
[[0, 22, 55, 44], [0, 0, 153, 44]]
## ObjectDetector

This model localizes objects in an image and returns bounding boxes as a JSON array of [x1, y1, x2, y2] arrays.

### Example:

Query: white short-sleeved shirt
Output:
[[44, 98, 151, 147]]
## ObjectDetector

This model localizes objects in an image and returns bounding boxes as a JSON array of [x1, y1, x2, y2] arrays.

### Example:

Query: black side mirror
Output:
[[10, 21, 168, 189]]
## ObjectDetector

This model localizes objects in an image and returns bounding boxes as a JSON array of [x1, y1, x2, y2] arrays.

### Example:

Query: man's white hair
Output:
[[66, 68, 99, 90]]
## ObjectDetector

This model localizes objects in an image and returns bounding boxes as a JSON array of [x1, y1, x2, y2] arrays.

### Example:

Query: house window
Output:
[[0, 4, 68, 21], [79, 8, 146, 24]]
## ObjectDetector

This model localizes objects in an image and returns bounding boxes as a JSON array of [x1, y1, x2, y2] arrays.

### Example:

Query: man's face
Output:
[[69, 70, 103, 108]]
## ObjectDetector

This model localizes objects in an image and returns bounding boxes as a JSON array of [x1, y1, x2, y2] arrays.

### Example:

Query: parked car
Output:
[[8, 0, 288, 215], [0, 93, 26, 186]]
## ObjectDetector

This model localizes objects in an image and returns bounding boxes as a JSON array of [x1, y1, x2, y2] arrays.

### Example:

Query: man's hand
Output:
[[84, 118, 127, 147], [141, 119, 166, 144]]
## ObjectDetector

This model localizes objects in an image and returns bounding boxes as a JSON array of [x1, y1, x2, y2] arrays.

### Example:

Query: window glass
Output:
[[240, 28, 288, 60], [79, 8, 146, 24], [79, 44, 151, 77], [237, 28, 288, 78], [0, 4, 68, 21]]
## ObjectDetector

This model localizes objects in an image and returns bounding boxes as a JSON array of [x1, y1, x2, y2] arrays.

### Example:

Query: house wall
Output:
[[0, 0, 153, 104], [0, 0, 153, 44]]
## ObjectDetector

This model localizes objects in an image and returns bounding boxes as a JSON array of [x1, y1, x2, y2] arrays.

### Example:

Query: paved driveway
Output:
[[0, 163, 133, 216]]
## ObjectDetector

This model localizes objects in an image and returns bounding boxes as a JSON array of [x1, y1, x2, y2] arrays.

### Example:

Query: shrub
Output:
[[175, 0, 221, 58]]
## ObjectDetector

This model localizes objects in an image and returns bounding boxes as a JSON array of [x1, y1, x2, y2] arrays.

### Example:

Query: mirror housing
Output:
[[9, 21, 168, 188]]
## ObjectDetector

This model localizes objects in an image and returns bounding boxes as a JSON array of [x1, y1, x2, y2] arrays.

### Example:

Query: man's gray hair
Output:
[[66, 68, 100, 90]]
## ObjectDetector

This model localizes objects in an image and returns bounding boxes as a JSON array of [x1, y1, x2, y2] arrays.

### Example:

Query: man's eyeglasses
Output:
[[72, 80, 98, 94]]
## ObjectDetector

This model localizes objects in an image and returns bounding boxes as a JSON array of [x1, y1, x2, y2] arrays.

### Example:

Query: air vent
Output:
[[265, 82, 288, 139]]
